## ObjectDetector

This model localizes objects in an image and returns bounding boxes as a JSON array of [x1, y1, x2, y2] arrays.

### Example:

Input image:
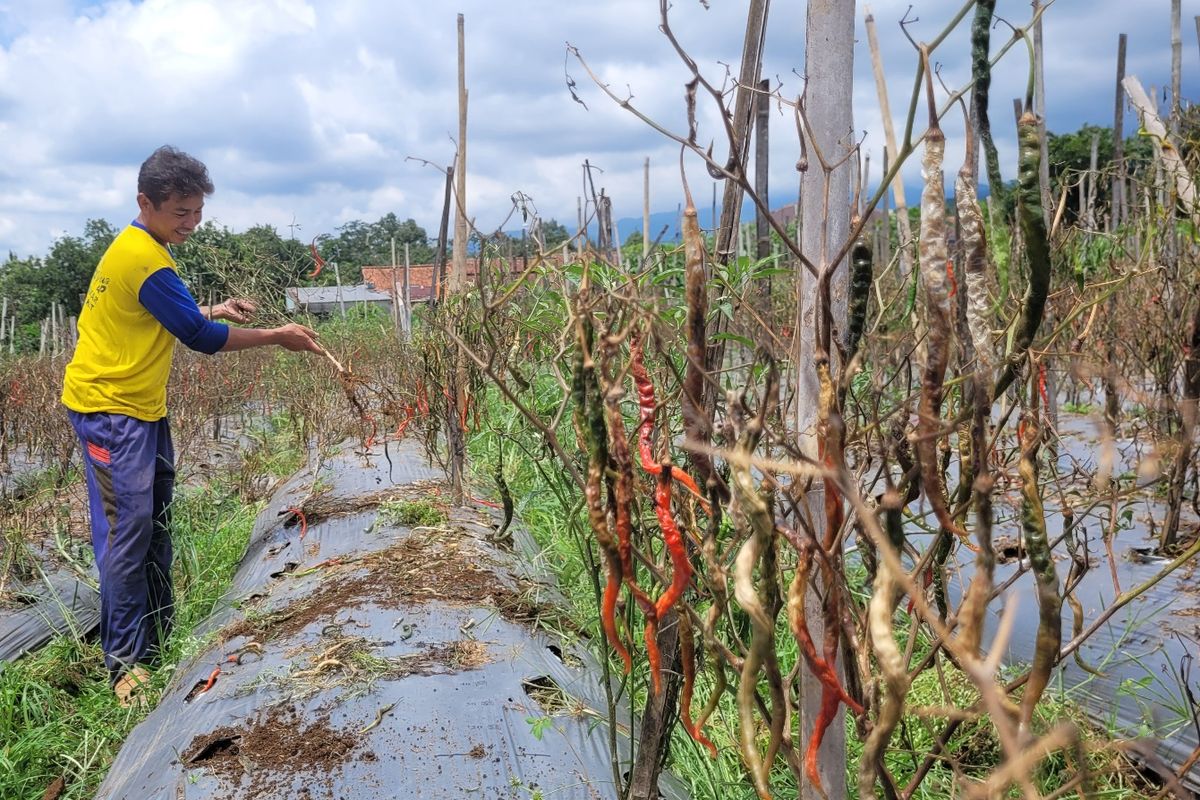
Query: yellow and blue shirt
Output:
[[62, 221, 229, 421]]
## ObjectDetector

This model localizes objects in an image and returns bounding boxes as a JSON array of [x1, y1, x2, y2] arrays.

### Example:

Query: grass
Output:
[[0, 419, 300, 800], [377, 498, 448, 528]]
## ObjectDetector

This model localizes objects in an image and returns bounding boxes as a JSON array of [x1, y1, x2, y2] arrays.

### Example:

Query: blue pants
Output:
[[68, 410, 175, 682]]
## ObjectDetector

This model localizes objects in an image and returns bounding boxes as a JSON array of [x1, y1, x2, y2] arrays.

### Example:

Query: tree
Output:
[[0, 218, 116, 331], [1046, 123, 1153, 223], [319, 214, 433, 275]]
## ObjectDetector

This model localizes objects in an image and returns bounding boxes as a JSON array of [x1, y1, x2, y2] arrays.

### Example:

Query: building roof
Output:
[[286, 285, 393, 304]]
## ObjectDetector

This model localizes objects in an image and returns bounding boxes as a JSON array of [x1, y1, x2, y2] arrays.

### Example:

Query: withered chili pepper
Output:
[[629, 332, 709, 511], [602, 373, 659, 676], [678, 609, 717, 757], [573, 339, 632, 673]]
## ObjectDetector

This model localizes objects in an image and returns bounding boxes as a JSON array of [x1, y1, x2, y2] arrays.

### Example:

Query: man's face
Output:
[[137, 192, 204, 245]]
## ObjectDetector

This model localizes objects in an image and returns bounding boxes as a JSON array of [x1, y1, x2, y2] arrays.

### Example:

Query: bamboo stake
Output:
[[754, 77, 770, 262], [1171, 0, 1182, 136], [643, 157, 650, 261], [1112, 34, 1128, 227], [449, 12, 469, 295], [1033, 0, 1053, 228], [713, 0, 769, 264], [390, 236, 399, 334], [403, 242, 411, 335], [1124, 76, 1199, 222], [864, 7, 914, 282], [1086, 131, 1100, 230]]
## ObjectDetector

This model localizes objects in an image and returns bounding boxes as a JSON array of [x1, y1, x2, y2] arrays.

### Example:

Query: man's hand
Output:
[[273, 323, 323, 354], [209, 298, 257, 323]]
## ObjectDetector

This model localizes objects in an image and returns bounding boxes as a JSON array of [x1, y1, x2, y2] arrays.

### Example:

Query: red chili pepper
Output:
[[792, 536, 864, 714], [652, 467, 692, 621], [807, 689, 842, 789], [679, 613, 717, 757], [286, 507, 308, 540], [629, 334, 710, 513], [647, 466, 693, 698], [605, 395, 660, 678], [585, 452, 632, 674], [602, 567, 631, 674], [198, 666, 221, 695], [1037, 362, 1049, 410], [308, 237, 325, 278], [416, 382, 430, 416], [394, 405, 416, 438], [466, 494, 501, 509], [946, 257, 957, 298]]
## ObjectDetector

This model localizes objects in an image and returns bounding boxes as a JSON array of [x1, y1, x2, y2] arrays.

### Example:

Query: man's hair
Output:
[[138, 146, 214, 207]]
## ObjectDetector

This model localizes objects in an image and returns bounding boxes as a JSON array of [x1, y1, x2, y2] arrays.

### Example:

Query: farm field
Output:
[[1, 1, 1199, 799]]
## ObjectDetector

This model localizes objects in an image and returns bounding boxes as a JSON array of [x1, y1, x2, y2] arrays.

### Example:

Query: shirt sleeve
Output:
[[138, 268, 230, 355]]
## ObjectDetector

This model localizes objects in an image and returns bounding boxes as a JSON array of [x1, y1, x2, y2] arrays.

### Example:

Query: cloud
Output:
[[0, 0, 1194, 258]]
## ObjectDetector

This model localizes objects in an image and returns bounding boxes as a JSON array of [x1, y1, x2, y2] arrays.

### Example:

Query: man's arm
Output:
[[140, 269, 320, 354], [221, 324, 322, 353], [199, 298, 257, 323]]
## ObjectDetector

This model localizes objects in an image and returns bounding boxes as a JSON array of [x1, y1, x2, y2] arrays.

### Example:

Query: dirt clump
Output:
[[224, 530, 558, 644], [183, 703, 365, 797]]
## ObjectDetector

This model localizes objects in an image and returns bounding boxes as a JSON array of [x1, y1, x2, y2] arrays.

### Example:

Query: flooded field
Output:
[[940, 409, 1200, 788]]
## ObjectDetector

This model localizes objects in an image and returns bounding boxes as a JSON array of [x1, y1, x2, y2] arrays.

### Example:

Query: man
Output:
[[61, 145, 322, 705]]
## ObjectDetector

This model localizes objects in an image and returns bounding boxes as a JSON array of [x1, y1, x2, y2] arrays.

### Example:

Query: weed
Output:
[[377, 498, 448, 528]]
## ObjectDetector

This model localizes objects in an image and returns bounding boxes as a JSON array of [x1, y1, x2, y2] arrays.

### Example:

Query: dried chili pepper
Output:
[[915, 47, 969, 546], [308, 236, 325, 279], [1038, 362, 1050, 411], [629, 332, 709, 511], [394, 405, 416, 438], [785, 528, 864, 715], [679, 169, 728, 503], [807, 363, 860, 796], [285, 507, 308, 540], [994, 110, 1052, 399], [730, 416, 781, 800], [858, 491, 909, 799], [572, 338, 631, 673], [1018, 402, 1061, 732], [678, 610, 717, 757], [602, 365, 659, 678], [956, 94, 995, 384], [846, 237, 873, 359]]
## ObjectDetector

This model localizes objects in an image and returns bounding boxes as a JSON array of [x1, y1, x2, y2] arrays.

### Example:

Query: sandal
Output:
[[114, 666, 152, 708]]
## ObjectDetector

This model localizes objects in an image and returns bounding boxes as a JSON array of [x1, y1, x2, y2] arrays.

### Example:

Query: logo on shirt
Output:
[[84, 276, 111, 311]]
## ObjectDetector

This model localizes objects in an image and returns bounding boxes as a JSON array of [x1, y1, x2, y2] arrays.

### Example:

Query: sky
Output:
[[0, 0, 1194, 258]]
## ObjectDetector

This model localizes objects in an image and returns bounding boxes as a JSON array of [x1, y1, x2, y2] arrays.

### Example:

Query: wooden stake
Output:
[[1125, 76, 1199, 220], [449, 13, 469, 295], [403, 242, 411, 335], [1171, 0, 1182, 136], [865, 7, 914, 281], [1112, 34, 1128, 227], [712, 0, 769, 265], [643, 157, 650, 261], [390, 236, 400, 333], [1033, 0, 1053, 228], [754, 77, 770, 262]]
